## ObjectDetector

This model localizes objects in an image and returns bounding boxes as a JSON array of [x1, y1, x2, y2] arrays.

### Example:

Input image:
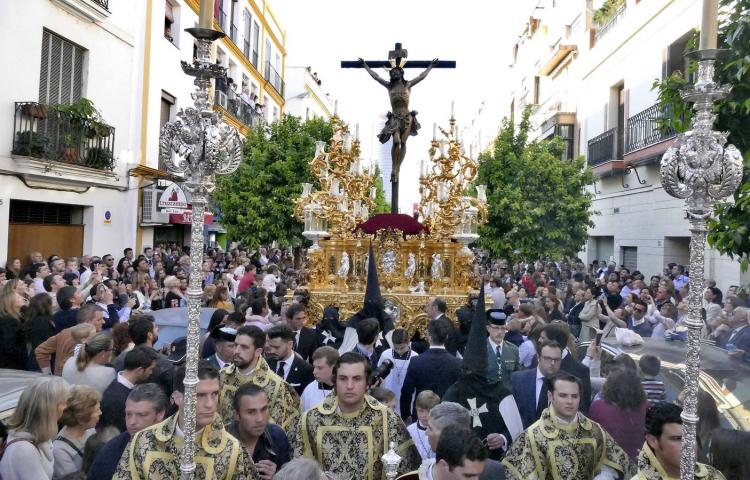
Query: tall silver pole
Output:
[[158, 17, 243, 479], [660, 49, 743, 479]]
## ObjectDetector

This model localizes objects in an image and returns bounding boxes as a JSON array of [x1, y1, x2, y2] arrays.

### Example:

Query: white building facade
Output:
[[0, 0, 142, 264], [284, 66, 334, 121], [508, 0, 748, 289]]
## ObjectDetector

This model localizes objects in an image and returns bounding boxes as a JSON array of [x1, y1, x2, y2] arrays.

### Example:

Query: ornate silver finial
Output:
[[381, 441, 402, 480]]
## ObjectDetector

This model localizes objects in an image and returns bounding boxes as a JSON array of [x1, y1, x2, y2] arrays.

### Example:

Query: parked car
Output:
[[578, 337, 750, 431], [149, 306, 219, 350], [0, 369, 44, 421]]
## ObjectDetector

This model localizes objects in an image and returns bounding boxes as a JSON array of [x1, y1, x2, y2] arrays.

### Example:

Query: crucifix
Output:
[[342, 43, 456, 214]]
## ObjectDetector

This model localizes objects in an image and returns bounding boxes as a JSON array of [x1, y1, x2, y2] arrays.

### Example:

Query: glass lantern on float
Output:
[[452, 201, 479, 256], [302, 201, 328, 251]]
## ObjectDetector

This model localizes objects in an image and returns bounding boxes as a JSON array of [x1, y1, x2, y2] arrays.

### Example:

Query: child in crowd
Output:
[[407, 390, 440, 460], [639, 354, 666, 405], [369, 387, 397, 411]]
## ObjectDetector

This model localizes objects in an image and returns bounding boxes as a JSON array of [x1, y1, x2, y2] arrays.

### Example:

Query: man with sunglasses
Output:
[[627, 299, 654, 338]]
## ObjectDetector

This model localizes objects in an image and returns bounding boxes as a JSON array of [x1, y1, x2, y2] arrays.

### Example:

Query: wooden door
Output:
[[8, 224, 84, 265]]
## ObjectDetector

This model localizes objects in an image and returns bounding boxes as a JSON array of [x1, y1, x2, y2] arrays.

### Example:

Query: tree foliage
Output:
[[653, 0, 750, 271], [475, 108, 595, 262], [214, 116, 332, 248], [371, 164, 391, 213]]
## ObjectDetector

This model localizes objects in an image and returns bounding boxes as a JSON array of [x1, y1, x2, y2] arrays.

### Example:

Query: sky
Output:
[[270, 0, 532, 212]]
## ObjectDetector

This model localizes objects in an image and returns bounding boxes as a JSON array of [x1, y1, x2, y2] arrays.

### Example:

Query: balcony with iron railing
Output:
[[593, 4, 626, 45], [625, 103, 677, 154], [264, 61, 284, 97], [11, 102, 116, 171], [214, 90, 260, 128], [587, 128, 621, 168], [92, 0, 109, 10]]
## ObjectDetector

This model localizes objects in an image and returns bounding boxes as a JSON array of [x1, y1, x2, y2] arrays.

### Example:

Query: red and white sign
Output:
[[158, 183, 188, 210], [169, 207, 214, 225]]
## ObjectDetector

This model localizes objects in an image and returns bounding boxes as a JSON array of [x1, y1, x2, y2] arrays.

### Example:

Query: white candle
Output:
[[355, 123, 360, 141], [334, 100, 338, 116], [699, 0, 718, 50], [451, 100, 455, 118], [370, 187, 377, 199], [432, 123, 437, 140]]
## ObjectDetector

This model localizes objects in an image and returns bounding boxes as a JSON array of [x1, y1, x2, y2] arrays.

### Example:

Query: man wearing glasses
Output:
[[510, 340, 563, 428], [627, 299, 654, 338]]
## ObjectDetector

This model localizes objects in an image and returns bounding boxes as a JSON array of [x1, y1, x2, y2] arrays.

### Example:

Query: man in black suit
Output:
[[540, 323, 592, 413], [87, 384, 167, 480], [352, 317, 382, 370], [98, 346, 158, 432], [426, 297, 459, 355], [400, 318, 462, 420], [286, 303, 321, 363], [511, 340, 563, 428], [205, 325, 237, 371], [265, 324, 314, 396]]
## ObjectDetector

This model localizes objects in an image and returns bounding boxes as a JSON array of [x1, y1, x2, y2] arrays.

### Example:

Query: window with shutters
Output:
[[9, 200, 82, 225], [38, 29, 86, 105], [621, 246, 638, 272]]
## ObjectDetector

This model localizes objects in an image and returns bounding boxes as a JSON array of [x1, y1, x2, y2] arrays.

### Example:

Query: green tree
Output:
[[371, 164, 391, 213], [214, 115, 332, 247], [475, 108, 595, 262], [653, 0, 750, 270]]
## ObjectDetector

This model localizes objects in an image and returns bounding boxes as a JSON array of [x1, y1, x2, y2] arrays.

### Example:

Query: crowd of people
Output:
[[0, 245, 748, 479]]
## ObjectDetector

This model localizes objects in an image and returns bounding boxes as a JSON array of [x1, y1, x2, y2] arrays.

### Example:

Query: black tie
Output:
[[276, 361, 286, 377], [536, 379, 548, 417]]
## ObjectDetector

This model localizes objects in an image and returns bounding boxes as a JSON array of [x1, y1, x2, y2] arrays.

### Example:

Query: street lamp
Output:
[[659, 1, 743, 478], [158, 1, 243, 478]]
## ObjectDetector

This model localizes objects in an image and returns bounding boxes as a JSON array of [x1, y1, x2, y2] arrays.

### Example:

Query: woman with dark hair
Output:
[[589, 369, 647, 460], [578, 286, 602, 342], [208, 285, 233, 311], [5, 257, 22, 280], [709, 429, 750, 479], [25, 293, 56, 370], [704, 287, 724, 332], [0, 289, 28, 370], [544, 295, 564, 322]]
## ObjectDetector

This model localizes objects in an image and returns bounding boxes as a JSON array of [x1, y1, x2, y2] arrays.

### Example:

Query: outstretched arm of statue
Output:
[[358, 57, 389, 87], [408, 58, 439, 88]]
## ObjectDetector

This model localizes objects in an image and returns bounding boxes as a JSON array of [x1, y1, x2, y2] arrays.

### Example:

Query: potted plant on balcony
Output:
[[12, 130, 49, 157], [86, 146, 114, 170], [20, 103, 49, 119]]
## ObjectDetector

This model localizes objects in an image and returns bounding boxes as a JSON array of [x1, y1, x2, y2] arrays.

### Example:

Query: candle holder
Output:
[[158, 24, 242, 480], [660, 48, 743, 480], [381, 441, 402, 480]]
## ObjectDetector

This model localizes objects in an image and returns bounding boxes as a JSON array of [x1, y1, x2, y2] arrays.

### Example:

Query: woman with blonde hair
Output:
[[62, 332, 115, 393], [52, 385, 102, 479], [0, 376, 70, 479], [0, 289, 28, 369]]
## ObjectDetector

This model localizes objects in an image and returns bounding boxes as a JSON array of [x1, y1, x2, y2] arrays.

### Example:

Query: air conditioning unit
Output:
[[141, 186, 171, 224]]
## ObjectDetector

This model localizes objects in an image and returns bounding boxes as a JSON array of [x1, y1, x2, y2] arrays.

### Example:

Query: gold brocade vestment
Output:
[[630, 442, 726, 480], [218, 357, 300, 432], [291, 394, 421, 480], [501, 407, 632, 480], [112, 413, 258, 479]]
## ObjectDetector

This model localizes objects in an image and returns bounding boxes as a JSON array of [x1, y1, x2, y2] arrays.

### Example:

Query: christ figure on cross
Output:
[[358, 56, 439, 211]]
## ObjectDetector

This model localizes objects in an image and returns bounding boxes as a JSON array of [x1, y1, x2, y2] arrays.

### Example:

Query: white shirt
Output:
[[519, 338, 536, 368], [215, 354, 229, 370], [275, 352, 295, 380], [535, 368, 546, 407], [300, 381, 333, 412], [377, 348, 418, 416], [491, 287, 507, 309], [407, 421, 434, 460], [117, 371, 135, 389]]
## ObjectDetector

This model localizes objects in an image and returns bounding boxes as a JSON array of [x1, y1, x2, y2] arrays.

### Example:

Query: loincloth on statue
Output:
[[378, 111, 421, 144]]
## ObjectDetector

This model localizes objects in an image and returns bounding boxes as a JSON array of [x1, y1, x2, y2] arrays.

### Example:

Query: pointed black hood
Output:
[[346, 242, 393, 334], [461, 282, 489, 377]]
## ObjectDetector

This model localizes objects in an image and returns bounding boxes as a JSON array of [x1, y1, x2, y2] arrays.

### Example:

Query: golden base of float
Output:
[[300, 228, 478, 338]]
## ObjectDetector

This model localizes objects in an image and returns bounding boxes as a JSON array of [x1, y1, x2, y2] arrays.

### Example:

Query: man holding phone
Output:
[[227, 383, 290, 480]]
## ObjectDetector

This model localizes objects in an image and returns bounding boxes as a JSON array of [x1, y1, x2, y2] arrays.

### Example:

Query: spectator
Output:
[[98, 346, 158, 432], [200, 308, 228, 358], [0, 289, 29, 370], [77, 427, 119, 480], [578, 286, 601, 342], [4, 256, 22, 280], [704, 286, 723, 331], [265, 324, 314, 395], [205, 325, 237, 370], [300, 346, 338, 411], [518, 321, 545, 369], [540, 323, 591, 413], [208, 285, 233, 311], [589, 370, 647, 460], [0, 377, 70, 480], [32, 262, 51, 294], [369, 387, 396, 410], [162, 275, 186, 308], [86, 384, 167, 480], [112, 315, 172, 386], [565, 289, 585, 338], [273, 458, 326, 480], [54, 286, 84, 332], [286, 303, 321, 363], [53, 385, 102, 480], [490, 277, 506, 309], [245, 297, 273, 331], [638, 354, 666, 405], [352, 317, 381, 370], [25, 293, 56, 370], [627, 298, 653, 337], [62, 332, 116, 393], [709, 429, 750, 480], [87, 283, 120, 329], [512, 340, 563, 428]]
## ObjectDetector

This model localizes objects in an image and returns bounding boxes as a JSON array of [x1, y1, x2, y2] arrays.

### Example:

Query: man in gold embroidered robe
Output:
[[114, 361, 258, 480], [291, 352, 420, 480], [631, 402, 725, 480], [218, 325, 300, 432], [502, 372, 632, 480]]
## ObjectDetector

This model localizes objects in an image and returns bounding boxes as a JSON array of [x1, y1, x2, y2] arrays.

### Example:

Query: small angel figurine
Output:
[[338, 252, 350, 278], [431, 253, 442, 280], [404, 253, 416, 280]]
